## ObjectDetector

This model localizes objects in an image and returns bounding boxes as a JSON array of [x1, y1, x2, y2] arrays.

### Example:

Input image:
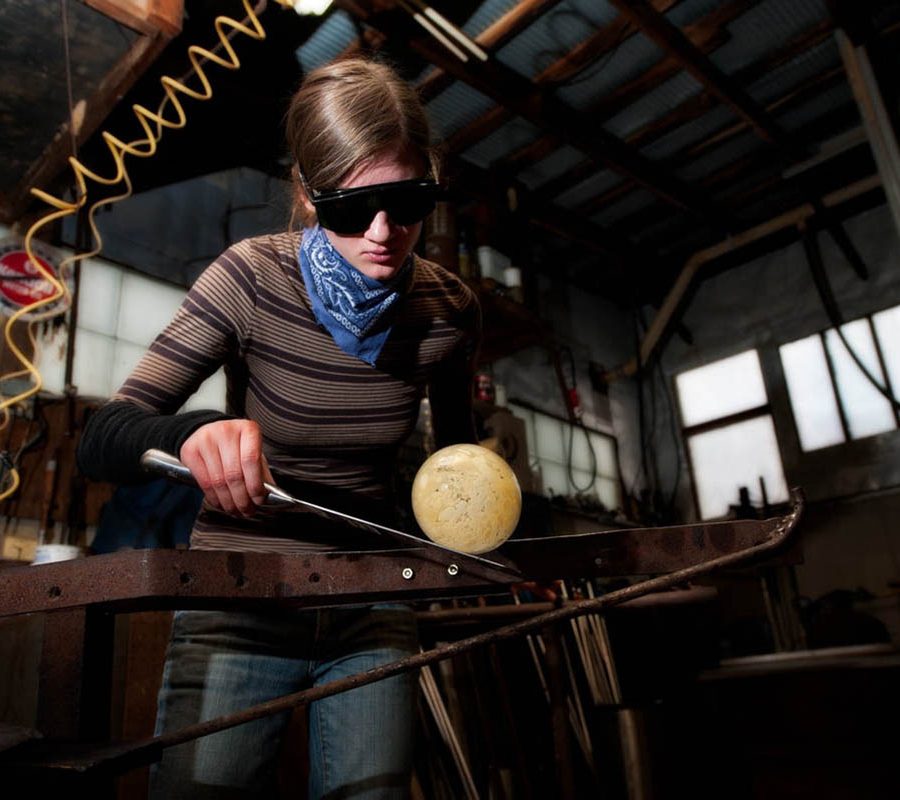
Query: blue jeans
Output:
[[149, 605, 419, 799]]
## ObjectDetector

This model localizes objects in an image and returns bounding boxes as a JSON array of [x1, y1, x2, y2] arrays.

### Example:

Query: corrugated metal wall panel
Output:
[[555, 170, 624, 209], [294, 10, 356, 72], [603, 71, 704, 139], [518, 145, 588, 190], [426, 82, 497, 139], [496, 0, 624, 83], [460, 117, 544, 169], [710, 0, 829, 74]]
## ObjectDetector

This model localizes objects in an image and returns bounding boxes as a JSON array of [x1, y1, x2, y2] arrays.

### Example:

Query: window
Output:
[[34, 256, 226, 410], [779, 305, 900, 452], [508, 402, 620, 511], [675, 350, 789, 520]]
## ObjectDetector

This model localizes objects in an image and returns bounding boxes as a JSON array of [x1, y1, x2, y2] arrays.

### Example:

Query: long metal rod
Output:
[[26, 491, 802, 775], [140, 449, 521, 577]]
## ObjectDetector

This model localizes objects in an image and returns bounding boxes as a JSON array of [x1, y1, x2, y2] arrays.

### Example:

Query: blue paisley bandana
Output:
[[298, 225, 410, 365]]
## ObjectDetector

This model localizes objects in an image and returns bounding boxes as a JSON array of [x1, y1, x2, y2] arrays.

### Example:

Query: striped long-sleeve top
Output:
[[77, 231, 481, 553]]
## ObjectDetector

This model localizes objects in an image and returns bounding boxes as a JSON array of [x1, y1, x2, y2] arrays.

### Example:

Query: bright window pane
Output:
[[873, 304, 900, 400], [73, 330, 115, 398], [596, 477, 620, 512], [78, 258, 122, 336], [825, 321, 895, 439], [676, 350, 768, 427], [569, 429, 596, 472], [687, 416, 789, 520], [508, 404, 619, 502], [540, 461, 568, 497], [779, 335, 845, 451], [510, 405, 537, 464], [117, 273, 184, 346], [589, 432, 616, 478], [110, 339, 147, 393], [534, 414, 565, 463], [569, 467, 596, 494], [183, 367, 227, 412]]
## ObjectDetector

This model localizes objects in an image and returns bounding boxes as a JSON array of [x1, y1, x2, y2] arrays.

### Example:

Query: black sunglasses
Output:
[[300, 172, 442, 235]]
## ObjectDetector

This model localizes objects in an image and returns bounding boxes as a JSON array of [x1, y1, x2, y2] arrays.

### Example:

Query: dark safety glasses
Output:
[[299, 172, 442, 235]]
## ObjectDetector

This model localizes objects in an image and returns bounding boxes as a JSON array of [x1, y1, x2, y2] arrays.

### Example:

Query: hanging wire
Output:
[[0, 0, 295, 502], [534, 10, 631, 90], [560, 345, 599, 496], [804, 225, 900, 410], [60, 0, 79, 163]]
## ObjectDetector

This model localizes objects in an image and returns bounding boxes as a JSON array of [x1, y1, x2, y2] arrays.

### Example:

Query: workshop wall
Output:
[[490, 275, 643, 504], [642, 202, 900, 610]]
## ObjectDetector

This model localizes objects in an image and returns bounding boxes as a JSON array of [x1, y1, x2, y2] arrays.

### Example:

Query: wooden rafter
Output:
[[1, 31, 171, 224], [635, 19, 835, 150], [82, 0, 183, 37], [546, 18, 839, 228], [495, 0, 755, 175], [344, 2, 729, 227], [614, 102, 862, 248], [417, 0, 566, 102], [446, 0, 683, 158], [607, 0, 787, 146]]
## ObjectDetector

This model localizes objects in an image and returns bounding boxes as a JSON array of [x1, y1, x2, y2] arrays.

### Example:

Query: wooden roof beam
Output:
[[345, 3, 729, 226], [612, 102, 861, 246], [446, 0, 682, 156], [417, 0, 567, 102], [607, 0, 787, 146], [496, 0, 756, 175], [83, 0, 183, 38], [2, 31, 171, 225], [534, 17, 835, 212]]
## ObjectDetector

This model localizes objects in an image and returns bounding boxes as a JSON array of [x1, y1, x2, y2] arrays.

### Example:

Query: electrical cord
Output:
[[0, 0, 294, 501], [534, 9, 630, 90], [803, 225, 900, 411], [560, 344, 599, 496]]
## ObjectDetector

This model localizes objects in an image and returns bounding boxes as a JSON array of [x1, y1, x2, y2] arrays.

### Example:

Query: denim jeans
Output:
[[149, 604, 419, 799]]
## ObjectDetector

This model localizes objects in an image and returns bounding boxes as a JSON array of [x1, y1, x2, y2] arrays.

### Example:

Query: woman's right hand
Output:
[[179, 419, 274, 516]]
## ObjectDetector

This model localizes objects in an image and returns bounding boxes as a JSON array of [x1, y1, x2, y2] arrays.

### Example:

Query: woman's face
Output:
[[320, 148, 426, 281]]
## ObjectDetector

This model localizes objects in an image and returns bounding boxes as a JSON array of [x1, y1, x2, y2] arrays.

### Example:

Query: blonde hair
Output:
[[285, 57, 440, 228]]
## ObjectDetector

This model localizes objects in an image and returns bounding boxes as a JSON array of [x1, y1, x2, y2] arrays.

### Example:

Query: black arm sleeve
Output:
[[76, 400, 232, 484]]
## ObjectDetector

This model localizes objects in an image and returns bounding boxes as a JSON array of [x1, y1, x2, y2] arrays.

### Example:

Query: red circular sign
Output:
[[0, 239, 65, 318]]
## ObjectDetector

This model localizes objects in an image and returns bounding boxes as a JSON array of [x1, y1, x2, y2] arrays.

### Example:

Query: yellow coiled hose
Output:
[[0, 0, 294, 501]]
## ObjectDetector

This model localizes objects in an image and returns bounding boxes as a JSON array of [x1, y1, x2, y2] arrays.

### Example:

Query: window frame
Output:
[[676, 302, 900, 515], [674, 351, 789, 520], [792, 315, 900, 445], [507, 399, 622, 509]]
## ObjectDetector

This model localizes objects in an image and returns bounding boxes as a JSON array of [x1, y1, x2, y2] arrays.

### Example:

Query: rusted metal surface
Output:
[[0, 491, 802, 777], [36, 608, 115, 742], [0, 510, 794, 618], [503, 514, 787, 578], [0, 547, 514, 618]]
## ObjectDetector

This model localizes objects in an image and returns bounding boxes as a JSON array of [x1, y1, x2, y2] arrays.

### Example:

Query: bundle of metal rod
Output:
[[419, 662, 479, 800], [559, 580, 623, 708], [511, 589, 597, 778]]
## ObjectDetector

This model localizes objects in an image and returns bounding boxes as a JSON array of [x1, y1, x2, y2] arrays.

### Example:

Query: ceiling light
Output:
[[398, 0, 488, 63], [293, 0, 332, 15]]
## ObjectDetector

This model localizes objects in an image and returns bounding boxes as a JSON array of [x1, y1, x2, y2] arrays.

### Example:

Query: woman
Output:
[[77, 57, 480, 798]]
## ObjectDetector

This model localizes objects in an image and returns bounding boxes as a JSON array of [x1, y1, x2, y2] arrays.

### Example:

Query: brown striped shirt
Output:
[[111, 231, 480, 552]]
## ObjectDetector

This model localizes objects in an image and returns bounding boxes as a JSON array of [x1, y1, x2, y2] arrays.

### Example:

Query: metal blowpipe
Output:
[[139, 449, 521, 578]]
